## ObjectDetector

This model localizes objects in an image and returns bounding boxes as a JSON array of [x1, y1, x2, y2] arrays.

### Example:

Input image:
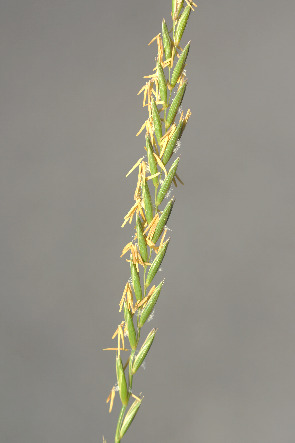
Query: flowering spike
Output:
[[106, 1, 197, 440]]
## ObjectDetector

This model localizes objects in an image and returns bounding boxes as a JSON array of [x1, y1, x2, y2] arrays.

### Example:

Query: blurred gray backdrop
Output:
[[1, 0, 295, 442]]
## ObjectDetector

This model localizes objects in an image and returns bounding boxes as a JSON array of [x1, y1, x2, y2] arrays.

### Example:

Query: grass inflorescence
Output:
[[104, 1, 197, 441]]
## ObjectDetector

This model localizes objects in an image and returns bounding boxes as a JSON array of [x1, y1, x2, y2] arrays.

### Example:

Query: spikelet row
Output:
[[104, 2, 197, 441]]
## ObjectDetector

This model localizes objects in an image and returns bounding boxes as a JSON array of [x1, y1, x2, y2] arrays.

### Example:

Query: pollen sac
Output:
[[116, 355, 129, 406], [170, 41, 190, 88], [152, 198, 175, 243], [156, 157, 180, 207], [145, 240, 170, 288], [124, 303, 137, 350], [132, 328, 156, 374], [119, 397, 142, 439], [166, 82, 187, 130], [175, 5, 191, 46], [162, 119, 183, 165], [136, 214, 148, 264], [139, 281, 164, 328]]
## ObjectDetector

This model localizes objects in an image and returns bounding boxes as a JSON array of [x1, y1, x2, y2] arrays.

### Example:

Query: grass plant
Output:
[[104, 1, 197, 441]]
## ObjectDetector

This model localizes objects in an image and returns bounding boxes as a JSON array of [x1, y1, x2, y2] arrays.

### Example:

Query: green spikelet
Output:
[[146, 136, 159, 188], [116, 355, 129, 406], [132, 329, 156, 374], [162, 120, 183, 165], [151, 98, 162, 147], [124, 304, 137, 350], [139, 281, 164, 328], [156, 158, 180, 207], [172, 0, 184, 20], [157, 62, 167, 107], [166, 82, 187, 130], [119, 398, 142, 439], [131, 261, 142, 302], [136, 214, 148, 263], [142, 179, 153, 224], [162, 19, 172, 61], [145, 240, 170, 288], [152, 198, 175, 243], [170, 41, 190, 88], [175, 5, 191, 46]]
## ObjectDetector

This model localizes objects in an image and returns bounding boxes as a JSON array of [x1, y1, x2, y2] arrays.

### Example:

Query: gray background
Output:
[[1, 0, 295, 442]]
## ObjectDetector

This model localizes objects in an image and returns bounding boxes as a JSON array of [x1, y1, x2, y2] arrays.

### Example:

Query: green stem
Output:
[[173, 18, 176, 42], [143, 265, 147, 298], [155, 185, 159, 214], [129, 350, 135, 389]]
